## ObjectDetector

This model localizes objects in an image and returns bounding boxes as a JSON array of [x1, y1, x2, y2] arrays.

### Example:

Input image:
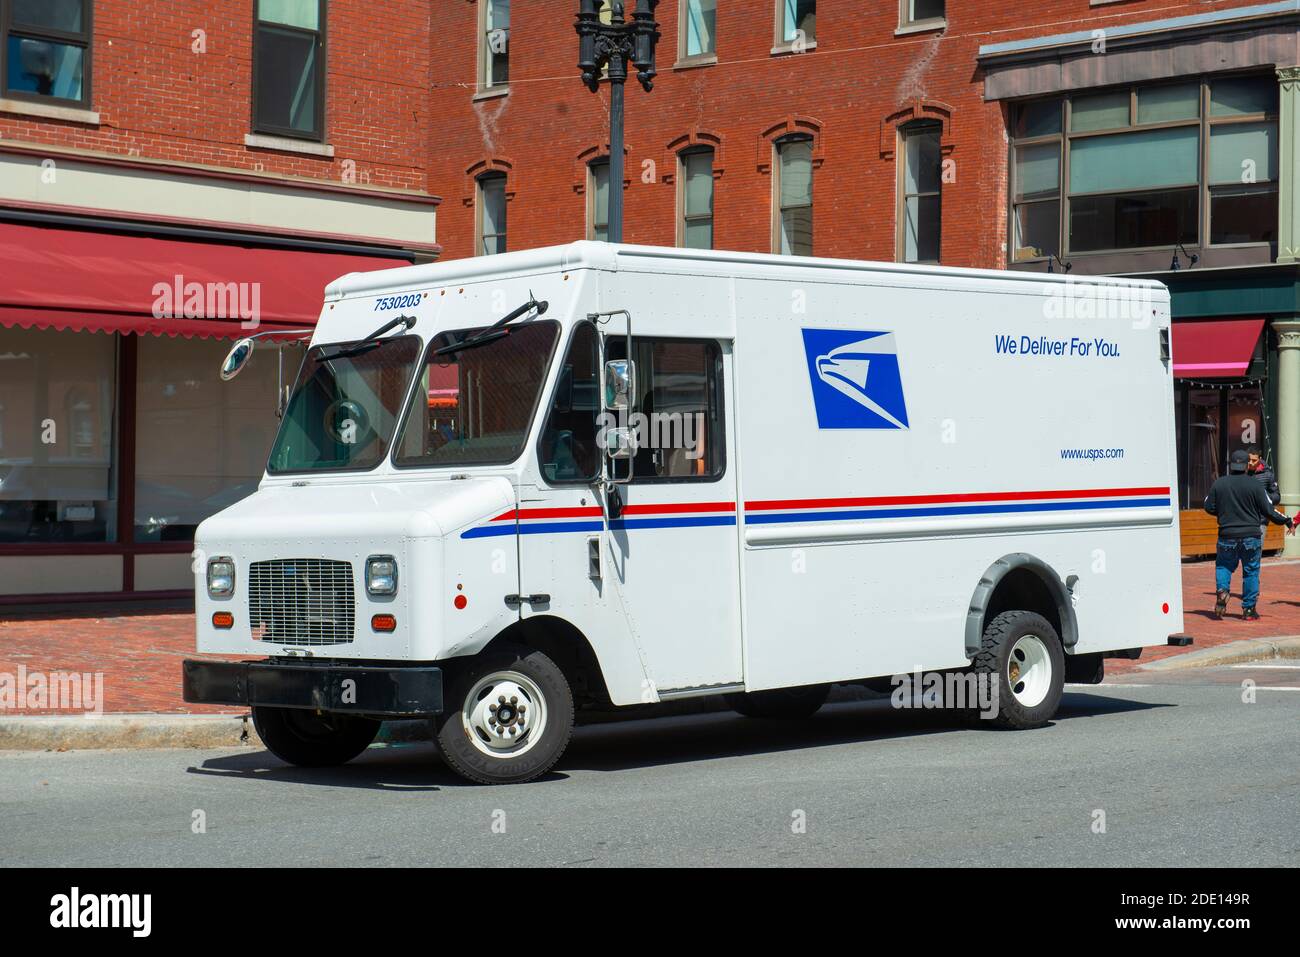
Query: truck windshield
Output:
[[267, 335, 421, 474], [394, 320, 559, 468]]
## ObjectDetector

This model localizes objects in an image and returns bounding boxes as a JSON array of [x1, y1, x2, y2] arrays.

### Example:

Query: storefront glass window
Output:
[[134, 336, 287, 542], [1185, 390, 1221, 506], [0, 327, 117, 543]]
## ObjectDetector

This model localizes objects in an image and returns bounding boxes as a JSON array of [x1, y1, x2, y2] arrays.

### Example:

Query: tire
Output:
[[725, 683, 829, 720], [252, 706, 380, 767], [433, 643, 574, 785], [971, 610, 1064, 729]]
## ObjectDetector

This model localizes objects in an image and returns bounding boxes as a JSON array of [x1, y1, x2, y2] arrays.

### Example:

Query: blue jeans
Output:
[[1216, 537, 1262, 609]]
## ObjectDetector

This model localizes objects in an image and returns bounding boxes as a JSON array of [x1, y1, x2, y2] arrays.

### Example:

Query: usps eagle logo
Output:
[[801, 328, 909, 430]]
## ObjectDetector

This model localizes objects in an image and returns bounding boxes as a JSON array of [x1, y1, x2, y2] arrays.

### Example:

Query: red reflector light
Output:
[[1162, 602, 1170, 614], [371, 614, 397, 632], [454, 595, 468, 610], [212, 612, 234, 629]]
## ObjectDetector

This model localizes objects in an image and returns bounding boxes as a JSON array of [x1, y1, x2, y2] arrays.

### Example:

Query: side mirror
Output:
[[220, 338, 255, 381], [602, 426, 638, 460], [604, 358, 635, 411]]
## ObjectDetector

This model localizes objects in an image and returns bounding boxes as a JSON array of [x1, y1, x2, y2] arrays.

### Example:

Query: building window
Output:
[[777, 0, 815, 47], [898, 121, 942, 263], [1009, 75, 1279, 261], [253, 0, 325, 141], [605, 337, 725, 481], [899, 0, 945, 31], [476, 173, 507, 255], [588, 158, 610, 242], [774, 136, 813, 256], [478, 0, 509, 92], [0, 327, 117, 544], [134, 336, 285, 543], [680, 0, 716, 60], [0, 0, 92, 106], [679, 147, 714, 250]]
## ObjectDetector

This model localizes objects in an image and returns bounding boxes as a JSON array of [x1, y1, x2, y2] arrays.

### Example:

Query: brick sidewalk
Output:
[[4, 559, 1300, 714]]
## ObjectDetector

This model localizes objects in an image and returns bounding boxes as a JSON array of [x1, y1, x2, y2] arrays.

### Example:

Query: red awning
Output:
[[1170, 318, 1265, 379], [0, 222, 408, 339]]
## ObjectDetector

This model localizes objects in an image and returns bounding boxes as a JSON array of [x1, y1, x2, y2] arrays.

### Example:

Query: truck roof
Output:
[[324, 241, 1169, 301]]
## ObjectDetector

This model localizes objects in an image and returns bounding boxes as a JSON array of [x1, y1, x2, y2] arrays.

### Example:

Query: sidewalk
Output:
[[4, 559, 1300, 715]]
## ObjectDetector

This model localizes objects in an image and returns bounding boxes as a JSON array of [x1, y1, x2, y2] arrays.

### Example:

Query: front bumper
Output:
[[182, 659, 444, 716]]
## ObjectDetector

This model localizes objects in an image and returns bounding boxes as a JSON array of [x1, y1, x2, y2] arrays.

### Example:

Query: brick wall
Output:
[[0, 0, 433, 192], [428, 0, 1263, 267]]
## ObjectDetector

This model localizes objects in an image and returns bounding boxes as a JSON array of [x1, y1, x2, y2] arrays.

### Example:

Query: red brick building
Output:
[[0, 0, 439, 605], [431, 0, 1300, 554]]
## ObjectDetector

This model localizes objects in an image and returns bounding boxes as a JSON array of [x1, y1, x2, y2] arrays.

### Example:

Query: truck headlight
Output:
[[366, 556, 398, 596], [207, 557, 236, 598]]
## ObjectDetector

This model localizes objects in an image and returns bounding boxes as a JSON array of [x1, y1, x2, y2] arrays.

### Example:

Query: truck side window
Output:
[[538, 323, 601, 483], [606, 337, 725, 482]]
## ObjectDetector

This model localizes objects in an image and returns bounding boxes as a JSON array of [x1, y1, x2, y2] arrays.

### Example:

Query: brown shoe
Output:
[[1213, 589, 1229, 620]]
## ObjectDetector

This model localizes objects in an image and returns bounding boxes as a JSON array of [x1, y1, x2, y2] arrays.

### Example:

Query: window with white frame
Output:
[[680, 0, 716, 60], [899, 0, 945, 31], [478, 0, 509, 91], [777, 0, 815, 47]]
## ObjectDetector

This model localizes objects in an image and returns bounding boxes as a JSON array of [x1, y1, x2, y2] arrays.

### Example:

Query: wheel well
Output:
[[484, 616, 613, 710], [966, 554, 1078, 657]]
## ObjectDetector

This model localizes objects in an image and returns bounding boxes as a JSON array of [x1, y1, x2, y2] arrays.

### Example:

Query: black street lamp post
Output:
[[576, 0, 660, 243]]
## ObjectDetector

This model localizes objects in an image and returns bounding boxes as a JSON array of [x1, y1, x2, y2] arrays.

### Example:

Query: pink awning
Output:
[[0, 222, 408, 339], [1171, 318, 1265, 378]]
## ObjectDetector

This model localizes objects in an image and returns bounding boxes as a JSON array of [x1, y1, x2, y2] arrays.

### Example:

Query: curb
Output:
[[1139, 635, 1300, 672], [0, 713, 254, 751]]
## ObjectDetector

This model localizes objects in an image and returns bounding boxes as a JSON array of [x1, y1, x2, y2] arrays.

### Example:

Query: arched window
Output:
[[476, 171, 507, 255], [679, 147, 714, 249], [898, 120, 942, 263], [773, 135, 813, 255], [587, 158, 610, 241]]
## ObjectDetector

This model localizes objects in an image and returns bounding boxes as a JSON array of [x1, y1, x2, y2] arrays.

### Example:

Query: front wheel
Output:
[[251, 706, 380, 767], [971, 611, 1064, 729], [433, 644, 574, 785]]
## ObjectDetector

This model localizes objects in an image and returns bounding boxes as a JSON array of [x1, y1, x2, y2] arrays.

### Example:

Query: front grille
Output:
[[248, 559, 355, 646]]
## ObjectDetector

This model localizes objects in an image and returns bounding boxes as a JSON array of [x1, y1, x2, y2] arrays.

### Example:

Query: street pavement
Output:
[[2, 664, 1295, 867]]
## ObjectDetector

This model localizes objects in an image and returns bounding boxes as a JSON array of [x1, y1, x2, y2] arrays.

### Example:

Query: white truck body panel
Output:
[[194, 242, 1182, 708]]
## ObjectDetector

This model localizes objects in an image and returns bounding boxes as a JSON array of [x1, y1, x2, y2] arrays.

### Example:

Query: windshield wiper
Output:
[[435, 295, 549, 357], [316, 314, 418, 361]]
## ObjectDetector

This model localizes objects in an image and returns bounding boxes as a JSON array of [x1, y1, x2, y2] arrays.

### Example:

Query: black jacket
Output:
[[1251, 464, 1281, 506], [1205, 473, 1291, 539]]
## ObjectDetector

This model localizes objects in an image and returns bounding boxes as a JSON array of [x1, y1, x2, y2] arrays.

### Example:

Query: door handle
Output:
[[504, 593, 551, 607]]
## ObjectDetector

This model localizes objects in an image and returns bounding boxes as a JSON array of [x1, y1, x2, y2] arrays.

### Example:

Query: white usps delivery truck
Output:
[[184, 242, 1188, 784]]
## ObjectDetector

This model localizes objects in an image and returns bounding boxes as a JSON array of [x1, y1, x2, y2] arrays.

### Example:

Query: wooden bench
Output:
[[1179, 508, 1286, 559]]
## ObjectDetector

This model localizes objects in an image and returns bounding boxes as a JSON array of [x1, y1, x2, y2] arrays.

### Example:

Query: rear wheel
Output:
[[252, 706, 380, 767], [434, 643, 574, 785], [726, 683, 829, 720], [971, 610, 1064, 729]]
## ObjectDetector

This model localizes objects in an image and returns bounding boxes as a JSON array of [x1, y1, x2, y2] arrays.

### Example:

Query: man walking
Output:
[[1205, 449, 1294, 620]]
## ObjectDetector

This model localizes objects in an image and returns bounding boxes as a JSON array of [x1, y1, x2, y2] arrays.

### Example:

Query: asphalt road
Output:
[[2, 666, 1297, 867]]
